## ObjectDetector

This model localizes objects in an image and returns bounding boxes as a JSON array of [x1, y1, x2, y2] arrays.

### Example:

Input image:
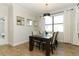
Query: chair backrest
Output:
[[50, 31, 59, 44], [50, 32, 55, 43], [55, 31, 58, 40], [32, 31, 40, 36]]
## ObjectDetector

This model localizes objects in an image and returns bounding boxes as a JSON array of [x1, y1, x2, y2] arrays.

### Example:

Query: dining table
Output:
[[29, 34, 52, 56]]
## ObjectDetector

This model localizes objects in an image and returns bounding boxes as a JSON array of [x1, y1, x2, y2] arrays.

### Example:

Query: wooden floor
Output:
[[0, 43, 79, 56]]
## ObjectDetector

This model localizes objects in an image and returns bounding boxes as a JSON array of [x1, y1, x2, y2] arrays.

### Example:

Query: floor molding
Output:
[[11, 40, 29, 46], [59, 42, 79, 47]]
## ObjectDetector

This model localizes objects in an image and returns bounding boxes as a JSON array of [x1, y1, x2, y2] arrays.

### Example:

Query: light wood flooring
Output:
[[0, 43, 79, 56]]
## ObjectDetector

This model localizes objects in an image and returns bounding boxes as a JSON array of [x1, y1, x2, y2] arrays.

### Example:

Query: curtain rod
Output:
[[52, 8, 74, 15], [52, 11, 64, 15]]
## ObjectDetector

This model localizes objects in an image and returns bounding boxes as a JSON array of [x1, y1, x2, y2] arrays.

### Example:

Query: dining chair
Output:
[[41, 31, 59, 54], [32, 32, 41, 50], [41, 32, 55, 50], [54, 31, 59, 48], [50, 31, 59, 53]]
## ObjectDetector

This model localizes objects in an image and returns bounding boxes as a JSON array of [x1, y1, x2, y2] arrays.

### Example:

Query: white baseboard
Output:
[[71, 43, 79, 46], [0, 42, 8, 45], [0, 39, 8, 45], [59, 41, 79, 46], [12, 40, 29, 46]]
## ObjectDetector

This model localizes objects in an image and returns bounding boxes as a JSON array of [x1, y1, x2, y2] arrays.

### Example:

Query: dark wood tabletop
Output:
[[29, 34, 52, 56]]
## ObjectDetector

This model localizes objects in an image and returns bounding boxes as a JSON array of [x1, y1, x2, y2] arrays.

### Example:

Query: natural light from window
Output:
[[45, 16, 52, 32], [44, 14, 64, 32], [45, 16, 52, 24], [54, 14, 64, 32]]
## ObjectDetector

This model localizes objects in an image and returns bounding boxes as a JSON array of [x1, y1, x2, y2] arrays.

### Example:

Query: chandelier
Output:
[[43, 13, 50, 17], [43, 3, 50, 17]]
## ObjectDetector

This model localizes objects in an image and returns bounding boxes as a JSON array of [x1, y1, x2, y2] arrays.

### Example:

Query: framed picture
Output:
[[27, 19, 32, 26], [16, 16, 25, 26]]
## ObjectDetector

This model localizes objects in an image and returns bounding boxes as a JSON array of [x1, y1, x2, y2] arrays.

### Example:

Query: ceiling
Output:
[[18, 3, 76, 16]]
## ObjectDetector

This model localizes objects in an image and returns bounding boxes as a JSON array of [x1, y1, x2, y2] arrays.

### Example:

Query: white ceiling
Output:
[[18, 3, 76, 15]]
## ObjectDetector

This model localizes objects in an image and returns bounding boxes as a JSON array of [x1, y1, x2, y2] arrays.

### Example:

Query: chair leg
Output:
[[51, 48, 54, 54], [38, 43, 41, 50], [55, 40, 58, 48], [51, 45, 54, 54]]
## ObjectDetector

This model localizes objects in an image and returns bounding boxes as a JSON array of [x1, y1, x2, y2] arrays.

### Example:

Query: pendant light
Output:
[[43, 3, 50, 17]]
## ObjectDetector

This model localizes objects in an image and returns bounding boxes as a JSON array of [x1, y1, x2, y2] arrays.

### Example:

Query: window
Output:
[[45, 16, 52, 32], [44, 13, 64, 32], [29, 21, 32, 26], [54, 14, 64, 32], [27, 19, 32, 26]]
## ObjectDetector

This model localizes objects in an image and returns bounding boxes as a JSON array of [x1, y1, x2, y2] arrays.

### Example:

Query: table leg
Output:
[[45, 41, 50, 56], [29, 37, 34, 51]]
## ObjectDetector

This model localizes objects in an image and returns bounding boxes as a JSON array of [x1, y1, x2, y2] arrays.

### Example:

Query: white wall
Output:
[[0, 20, 4, 34], [38, 17, 45, 33], [9, 4, 38, 46], [64, 9, 75, 43], [8, 4, 14, 45], [73, 6, 79, 45], [0, 4, 8, 45]]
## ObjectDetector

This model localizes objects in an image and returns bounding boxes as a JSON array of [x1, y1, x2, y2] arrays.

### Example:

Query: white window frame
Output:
[[53, 13, 64, 32], [44, 16, 53, 33]]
